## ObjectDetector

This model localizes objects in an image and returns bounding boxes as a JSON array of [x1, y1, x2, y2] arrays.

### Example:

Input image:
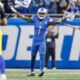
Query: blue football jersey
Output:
[[31, 15, 52, 44]]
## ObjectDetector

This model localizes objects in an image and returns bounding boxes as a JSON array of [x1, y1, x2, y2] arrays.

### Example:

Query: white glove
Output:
[[67, 13, 75, 21], [63, 12, 75, 21], [63, 12, 71, 18], [10, 6, 17, 13]]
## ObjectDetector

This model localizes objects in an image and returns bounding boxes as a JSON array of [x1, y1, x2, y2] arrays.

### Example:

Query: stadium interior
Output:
[[0, 0, 80, 80]]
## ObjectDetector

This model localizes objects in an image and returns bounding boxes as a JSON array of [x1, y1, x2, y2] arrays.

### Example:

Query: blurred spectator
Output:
[[2, 0, 15, 13], [70, 1, 79, 13], [77, 0, 80, 11], [29, 0, 43, 13], [1, 0, 80, 14], [45, 26, 59, 69], [15, 0, 29, 14], [49, 0, 59, 13], [56, 0, 70, 13], [32, 0, 43, 6], [43, 0, 51, 9]]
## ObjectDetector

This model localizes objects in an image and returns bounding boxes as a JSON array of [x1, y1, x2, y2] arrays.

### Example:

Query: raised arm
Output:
[[49, 12, 75, 25], [10, 6, 33, 22], [16, 12, 33, 22], [49, 17, 66, 25]]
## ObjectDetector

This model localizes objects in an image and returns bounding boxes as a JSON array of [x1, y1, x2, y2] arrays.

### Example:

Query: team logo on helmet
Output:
[[37, 8, 47, 20]]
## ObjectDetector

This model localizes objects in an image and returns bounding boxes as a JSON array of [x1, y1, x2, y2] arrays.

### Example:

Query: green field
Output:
[[6, 69, 80, 80]]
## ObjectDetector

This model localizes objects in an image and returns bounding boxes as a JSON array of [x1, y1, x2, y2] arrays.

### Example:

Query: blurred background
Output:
[[1, 0, 80, 14], [1, 1, 80, 80]]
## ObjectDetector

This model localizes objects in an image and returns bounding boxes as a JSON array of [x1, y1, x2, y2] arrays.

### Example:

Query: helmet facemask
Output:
[[37, 8, 47, 20]]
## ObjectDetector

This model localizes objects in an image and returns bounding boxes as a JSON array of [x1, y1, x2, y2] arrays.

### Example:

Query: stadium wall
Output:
[[2, 18, 80, 69]]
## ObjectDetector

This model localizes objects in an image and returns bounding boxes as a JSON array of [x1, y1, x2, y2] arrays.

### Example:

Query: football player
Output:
[[10, 6, 71, 76]]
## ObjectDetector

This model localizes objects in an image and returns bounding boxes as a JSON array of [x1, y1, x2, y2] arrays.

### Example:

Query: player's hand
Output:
[[63, 12, 71, 19], [63, 12, 75, 21], [67, 13, 75, 21], [10, 6, 17, 13]]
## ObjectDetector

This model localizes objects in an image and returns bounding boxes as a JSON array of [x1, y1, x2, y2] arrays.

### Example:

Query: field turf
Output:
[[6, 69, 80, 80]]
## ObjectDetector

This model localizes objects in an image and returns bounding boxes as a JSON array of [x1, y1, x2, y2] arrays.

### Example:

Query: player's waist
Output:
[[33, 37, 45, 41], [34, 28, 46, 31], [34, 34, 45, 38], [32, 40, 46, 46], [33, 38, 46, 43]]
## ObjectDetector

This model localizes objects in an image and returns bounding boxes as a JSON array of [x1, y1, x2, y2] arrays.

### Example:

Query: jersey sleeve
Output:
[[0, 2, 5, 19], [49, 18, 53, 23], [48, 18, 53, 25], [31, 15, 35, 21]]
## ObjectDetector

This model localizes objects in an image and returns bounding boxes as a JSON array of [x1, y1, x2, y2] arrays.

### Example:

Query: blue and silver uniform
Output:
[[31, 15, 52, 44], [31, 15, 52, 72]]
